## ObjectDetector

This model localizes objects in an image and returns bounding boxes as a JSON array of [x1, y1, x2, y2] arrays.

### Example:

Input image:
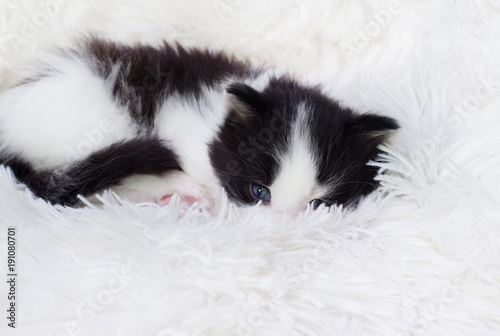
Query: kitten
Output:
[[0, 37, 398, 213]]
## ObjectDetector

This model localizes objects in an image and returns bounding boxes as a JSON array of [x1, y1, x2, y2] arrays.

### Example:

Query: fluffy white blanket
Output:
[[1, 1, 500, 335]]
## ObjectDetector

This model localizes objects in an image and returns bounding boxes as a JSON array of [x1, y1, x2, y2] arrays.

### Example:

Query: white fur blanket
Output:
[[1, 1, 500, 335]]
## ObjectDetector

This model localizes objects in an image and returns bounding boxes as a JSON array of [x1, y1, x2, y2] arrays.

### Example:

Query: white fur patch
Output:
[[0, 55, 135, 170], [270, 103, 323, 212], [155, 86, 226, 189]]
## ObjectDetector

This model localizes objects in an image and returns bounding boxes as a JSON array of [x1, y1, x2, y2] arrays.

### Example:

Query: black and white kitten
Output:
[[0, 37, 398, 213]]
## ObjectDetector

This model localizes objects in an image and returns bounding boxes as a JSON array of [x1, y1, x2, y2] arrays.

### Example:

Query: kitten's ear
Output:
[[346, 113, 399, 141], [226, 83, 267, 123]]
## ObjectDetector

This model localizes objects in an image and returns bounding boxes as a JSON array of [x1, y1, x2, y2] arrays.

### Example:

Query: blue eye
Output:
[[310, 199, 327, 209], [250, 183, 271, 203]]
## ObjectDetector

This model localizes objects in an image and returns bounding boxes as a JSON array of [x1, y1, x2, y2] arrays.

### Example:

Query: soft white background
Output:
[[1, 0, 500, 335]]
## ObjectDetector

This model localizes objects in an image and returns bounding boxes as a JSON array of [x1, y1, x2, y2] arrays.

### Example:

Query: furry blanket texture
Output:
[[1, 0, 500, 335]]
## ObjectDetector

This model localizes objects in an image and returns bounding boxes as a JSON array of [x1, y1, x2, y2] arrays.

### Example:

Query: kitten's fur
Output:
[[0, 37, 398, 213]]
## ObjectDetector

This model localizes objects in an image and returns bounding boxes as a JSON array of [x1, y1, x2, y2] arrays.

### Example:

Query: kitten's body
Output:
[[0, 38, 398, 213]]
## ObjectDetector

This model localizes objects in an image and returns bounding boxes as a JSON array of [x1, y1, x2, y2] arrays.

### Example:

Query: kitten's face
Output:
[[209, 78, 398, 212]]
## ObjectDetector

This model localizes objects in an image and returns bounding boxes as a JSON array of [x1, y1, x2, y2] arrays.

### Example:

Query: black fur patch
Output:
[[310, 108, 399, 206], [1, 138, 181, 206], [83, 37, 259, 131]]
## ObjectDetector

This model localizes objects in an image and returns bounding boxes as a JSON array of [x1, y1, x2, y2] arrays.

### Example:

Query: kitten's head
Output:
[[209, 77, 399, 212]]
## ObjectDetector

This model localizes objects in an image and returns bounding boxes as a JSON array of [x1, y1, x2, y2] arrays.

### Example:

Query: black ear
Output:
[[226, 83, 268, 123], [345, 113, 399, 141]]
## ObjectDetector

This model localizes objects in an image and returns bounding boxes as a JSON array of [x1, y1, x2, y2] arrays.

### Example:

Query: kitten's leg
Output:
[[2, 138, 182, 206]]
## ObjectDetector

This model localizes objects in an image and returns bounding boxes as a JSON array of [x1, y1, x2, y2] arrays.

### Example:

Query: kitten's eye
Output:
[[310, 199, 327, 209], [250, 183, 271, 203]]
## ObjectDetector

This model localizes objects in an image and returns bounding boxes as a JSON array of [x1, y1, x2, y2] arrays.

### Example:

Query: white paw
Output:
[[112, 171, 213, 210], [154, 174, 212, 210]]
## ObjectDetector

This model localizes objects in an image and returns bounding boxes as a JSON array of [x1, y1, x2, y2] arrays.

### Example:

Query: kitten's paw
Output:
[[154, 173, 212, 210], [113, 172, 213, 211], [157, 194, 203, 210]]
